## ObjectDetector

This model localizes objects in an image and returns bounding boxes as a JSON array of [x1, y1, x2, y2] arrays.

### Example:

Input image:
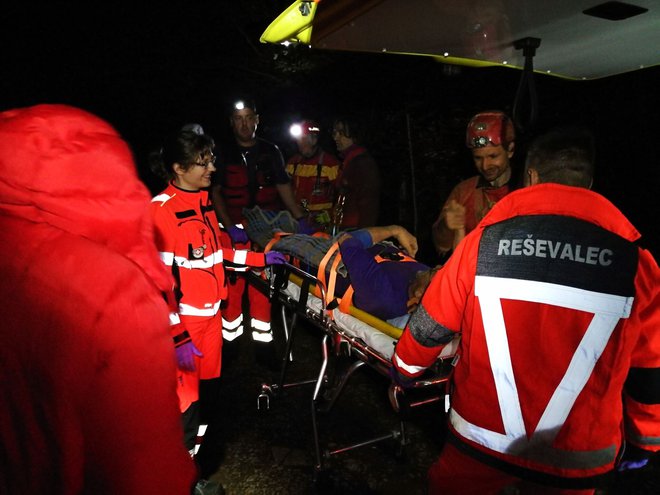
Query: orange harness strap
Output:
[[325, 252, 344, 308], [263, 231, 291, 253], [317, 240, 340, 290], [338, 285, 354, 313]]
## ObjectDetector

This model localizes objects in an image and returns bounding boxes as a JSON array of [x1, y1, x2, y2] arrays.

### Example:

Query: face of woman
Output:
[[174, 149, 216, 191]]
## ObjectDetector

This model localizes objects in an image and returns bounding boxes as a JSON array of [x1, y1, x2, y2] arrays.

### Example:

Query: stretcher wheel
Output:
[[257, 383, 277, 411], [257, 392, 270, 411]]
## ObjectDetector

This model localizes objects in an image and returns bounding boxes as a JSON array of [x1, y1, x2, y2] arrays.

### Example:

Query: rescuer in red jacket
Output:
[[392, 127, 659, 494], [149, 127, 285, 468], [0, 104, 197, 494], [211, 99, 309, 352]]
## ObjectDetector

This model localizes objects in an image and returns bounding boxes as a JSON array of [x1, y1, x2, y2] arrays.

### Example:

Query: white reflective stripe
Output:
[[152, 193, 173, 203], [169, 312, 181, 325], [450, 409, 514, 453], [222, 326, 244, 341], [219, 222, 244, 229], [225, 265, 250, 272], [474, 276, 633, 318], [178, 301, 221, 317], [477, 290, 526, 438], [232, 250, 248, 265], [159, 251, 174, 266], [194, 423, 208, 456], [222, 314, 243, 330], [536, 312, 619, 434], [252, 331, 274, 343], [250, 318, 271, 331], [393, 353, 427, 375], [455, 275, 632, 455], [173, 250, 224, 270]]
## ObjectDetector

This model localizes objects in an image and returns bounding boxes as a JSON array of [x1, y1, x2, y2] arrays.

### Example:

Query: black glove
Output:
[[388, 365, 416, 389]]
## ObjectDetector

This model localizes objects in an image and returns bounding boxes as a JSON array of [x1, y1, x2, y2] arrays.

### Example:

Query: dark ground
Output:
[[193, 299, 660, 495]]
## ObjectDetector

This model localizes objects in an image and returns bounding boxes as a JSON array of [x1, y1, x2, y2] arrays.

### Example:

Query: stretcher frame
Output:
[[250, 262, 456, 473]]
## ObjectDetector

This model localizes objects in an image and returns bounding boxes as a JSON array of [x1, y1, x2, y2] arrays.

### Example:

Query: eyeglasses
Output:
[[192, 153, 216, 168]]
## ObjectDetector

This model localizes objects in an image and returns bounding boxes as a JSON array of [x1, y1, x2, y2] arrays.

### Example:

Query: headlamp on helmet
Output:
[[466, 111, 515, 149], [232, 99, 257, 113], [290, 120, 320, 139]]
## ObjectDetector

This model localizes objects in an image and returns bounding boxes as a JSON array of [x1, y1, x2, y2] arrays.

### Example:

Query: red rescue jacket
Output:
[[151, 183, 268, 338], [394, 184, 660, 486]]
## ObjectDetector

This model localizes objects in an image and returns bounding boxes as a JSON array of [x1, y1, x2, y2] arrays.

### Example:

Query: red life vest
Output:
[[286, 149, 340, 212], [217, 139, 286, 223]]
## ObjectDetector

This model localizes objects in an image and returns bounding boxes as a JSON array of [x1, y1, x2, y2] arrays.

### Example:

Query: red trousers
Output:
[[177, 312, 222, 413], [429, 442, 596, 495], [222, 235, 271, 328], [223, 270, 271, 324]]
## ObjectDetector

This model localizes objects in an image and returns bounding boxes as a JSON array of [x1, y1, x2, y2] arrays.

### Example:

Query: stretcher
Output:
[[250, 260, 458, 473]]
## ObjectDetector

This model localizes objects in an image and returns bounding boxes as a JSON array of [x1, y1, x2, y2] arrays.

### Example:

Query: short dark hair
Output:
[[525, 127, 595, 188], [150, 130, 215, 181], [333, 115, 362, 143]]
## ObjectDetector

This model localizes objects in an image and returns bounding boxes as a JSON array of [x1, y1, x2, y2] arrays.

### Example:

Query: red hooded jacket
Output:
[[0, 105, 195, 494]]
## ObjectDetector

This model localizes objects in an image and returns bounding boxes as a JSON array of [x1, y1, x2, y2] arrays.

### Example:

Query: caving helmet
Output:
[[289, 120, 320, 138], [466, 111, 515, 149]]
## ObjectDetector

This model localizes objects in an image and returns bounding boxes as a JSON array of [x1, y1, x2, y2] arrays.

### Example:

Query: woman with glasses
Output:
[[149, 128, 285, 485]]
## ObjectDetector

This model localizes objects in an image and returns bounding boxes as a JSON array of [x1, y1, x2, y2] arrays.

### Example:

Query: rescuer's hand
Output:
[[388, 365, 416, 389], [227, 225, 249, 244], [265, 251, 287, 265], [617, 444, 652, 472], [175, 341, 203, 372], [443, 199, 466, 231]]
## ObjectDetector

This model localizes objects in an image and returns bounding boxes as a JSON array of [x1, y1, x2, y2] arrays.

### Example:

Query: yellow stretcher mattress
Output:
[[284, 273, 458, 361]]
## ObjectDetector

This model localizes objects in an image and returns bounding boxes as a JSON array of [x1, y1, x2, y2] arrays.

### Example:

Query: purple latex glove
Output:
[[617, 458, 649, 471], [227, 225, 249, 244], [175, 341, 203, 372], [617, 444, 651, 472], [296, 217, 317, 235], [265, 251, 287, 265]]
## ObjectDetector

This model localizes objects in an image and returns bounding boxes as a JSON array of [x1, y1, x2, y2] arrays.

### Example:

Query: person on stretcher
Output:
[[241, 208, 440, 327], [334, 225, 441, 328]]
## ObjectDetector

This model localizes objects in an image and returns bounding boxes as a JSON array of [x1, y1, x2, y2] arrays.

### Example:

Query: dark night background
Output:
[[2, 2, 658, 264], [2, 3, 659, 493]]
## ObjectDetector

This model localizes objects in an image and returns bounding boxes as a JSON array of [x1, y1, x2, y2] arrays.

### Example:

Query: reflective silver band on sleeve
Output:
[[408, 305, 456, 347]]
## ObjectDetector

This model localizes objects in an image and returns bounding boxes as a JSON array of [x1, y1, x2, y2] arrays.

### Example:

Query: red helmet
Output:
[[289, 120, 320, 138], [466, 111, 515, 148]]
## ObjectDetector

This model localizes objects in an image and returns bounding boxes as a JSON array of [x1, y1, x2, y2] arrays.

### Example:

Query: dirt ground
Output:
[[194, 303, 659, 495]]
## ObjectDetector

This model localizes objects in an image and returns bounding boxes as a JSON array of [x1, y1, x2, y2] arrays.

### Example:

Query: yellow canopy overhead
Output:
[[261, 0, 660, 80], [260, 0, 319, 45]]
